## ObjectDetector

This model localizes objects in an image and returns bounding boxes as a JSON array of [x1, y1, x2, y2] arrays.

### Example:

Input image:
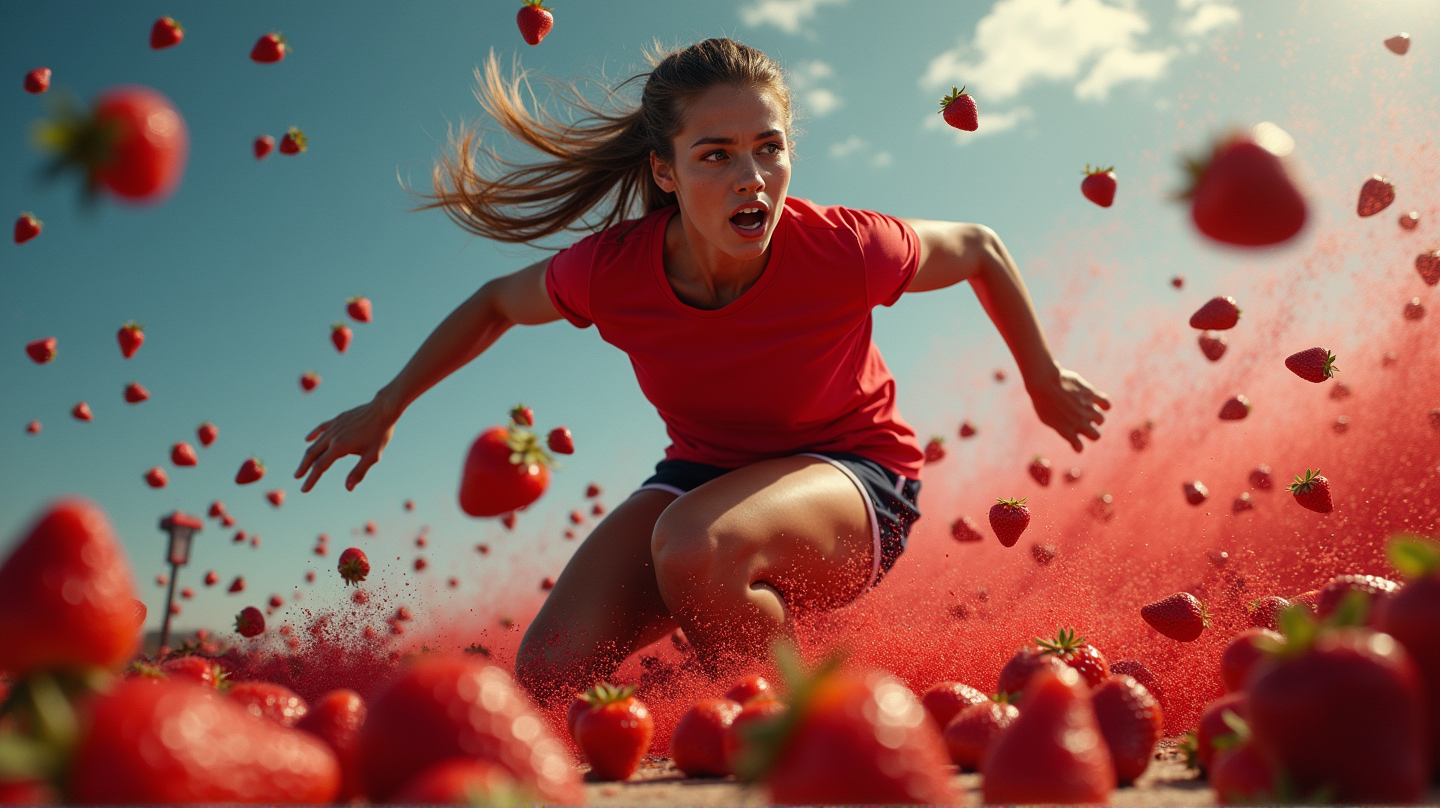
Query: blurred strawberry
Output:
[[279, 127, 307, 155], [1129, 420, 1153, 451], [672, 699, 744, 777], [517, 0, 554, 45], [1248, 595, 1288, 630], [1081, 164, 1116, 207], [1091, 675, 1162, 784], [1315, 574, 1398, 620], [23, 67, 51, 94], [230, 681, 307, 727], [331, 323, 352, 353], [116, 321, 145, 358], [1399, 210, 1419, 230], [300, 371, 320, 393], [25, 420, 41, 434], [1220, 628, 1281, 692], [996, 645, 1068, 700], [236, 458, 265, 485], [1028, 455, 1051, 486], [923, 436, 945, 464], [266, 490, 285, 508], [939, 85, 978, 131], [1182, 480, 1208, 505], [988, 497, 1029, 547], [25, 337, 56, 364], [983, 666, 1115, 803], [250, 33, 288, 63], [1183, 123, 1306, 246], [150, 17, 183, 49], [1378, 537, 1440, 774], [346, 295, 372, 323], [958, 420, 977, 438], [228, 576, 245, 593], [253, 135, 274, 160], [1036, 627, 1110, 686], [1404, 296, 1426, 320], [124, 382, 149, 403], [14, 213, 41, 243], [1218, 395, 1250, 420], [1141, 592, 1208, 641], [145, 467, 168, 488], [338, 548, 369, 586], [1211, 739, 1275, 805], [547, 426, 574, 454], [160, 655, 218, 686], [1287, 468, 1332, 513], [37, 86, 189, 203], [72, 402, 93, 421], [950, 515, 983, 542], [1189, 296, 1241, 330], [1248, 464, 1272, 490], [196, 421, 218, 446], [204, 570, 218, 586], [919, 681, 987, 729], [1285, 347, 1338, 382], [1232, 492, 1255, 513], [1356, 175, 1395, 217], [1198, 332, 1226, 361], [392, 759, 523, 803], [1194, 691, 1248, 772], [1415, 250, 1439, 286], [171, 442, 197, 467], [234, 606, 264, 636], [1109, 660, 1164, 703], [1384, 33, 1410, 54], [943, 699, 1018, 770], [1171, 275, 1185, 288]]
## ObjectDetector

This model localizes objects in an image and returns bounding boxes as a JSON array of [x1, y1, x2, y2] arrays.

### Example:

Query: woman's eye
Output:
[[762, 142, 784, 154], [703, 150, 727, 162]]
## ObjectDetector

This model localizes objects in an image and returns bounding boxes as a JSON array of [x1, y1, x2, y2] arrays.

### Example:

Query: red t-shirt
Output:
[[545, 196, 925, 478]]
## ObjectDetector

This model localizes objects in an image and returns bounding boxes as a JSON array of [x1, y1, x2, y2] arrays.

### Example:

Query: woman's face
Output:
[[651, 83, 791, 263]]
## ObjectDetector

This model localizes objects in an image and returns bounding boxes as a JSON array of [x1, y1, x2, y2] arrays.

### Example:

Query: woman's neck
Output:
[[663, 208, 770, 310]]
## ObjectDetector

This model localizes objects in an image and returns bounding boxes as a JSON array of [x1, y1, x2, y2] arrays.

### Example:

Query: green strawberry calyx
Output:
[[579, 682, 635, 707], [122, 321, 144, 333], [1035, 627, 1088, 657], [1287, 468, 1323, 495], [524, 0, 551, 7], [504, 424, 555, 470], [995, 496, 1027, 509], [284, 127, 308, 152], [1389, 533, 1440, 579], [1258, 590, 1370, 658], [1084, 164, 1115, 176], [1315, 350, 1340, 378], [938, 86, 970, 112], [733, 639, 841, 784]]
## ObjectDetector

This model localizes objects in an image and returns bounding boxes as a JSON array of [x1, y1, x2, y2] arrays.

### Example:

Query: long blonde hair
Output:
[[420, 38, 792, 244]]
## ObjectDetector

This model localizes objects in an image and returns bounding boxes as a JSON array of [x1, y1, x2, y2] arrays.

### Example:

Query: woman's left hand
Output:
[[1024, 367, 1112, 452]]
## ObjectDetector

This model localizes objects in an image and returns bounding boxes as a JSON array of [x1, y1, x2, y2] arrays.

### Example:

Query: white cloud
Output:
[[1180, 2, 1241, 36], [1075, 45, 1178, 100], [790, 60, 843, 117], [828, 136, 894, 167], [923, 105, 1035, 145], [739, 0, 845, 35], [804, 88, 843, 116]]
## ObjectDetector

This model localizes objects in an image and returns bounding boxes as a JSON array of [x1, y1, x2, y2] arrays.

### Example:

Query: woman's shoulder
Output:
[[782, 197, 893, 234]]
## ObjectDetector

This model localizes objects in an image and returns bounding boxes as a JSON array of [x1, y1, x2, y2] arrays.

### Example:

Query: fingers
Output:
[[346, 451, 379, 492], [305, 420, 334, 442], [301, 448, 344, 494], [295, 436, 331, 479]]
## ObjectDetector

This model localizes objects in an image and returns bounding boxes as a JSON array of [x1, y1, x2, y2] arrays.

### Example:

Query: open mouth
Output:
[[730, 207, 766, 233]]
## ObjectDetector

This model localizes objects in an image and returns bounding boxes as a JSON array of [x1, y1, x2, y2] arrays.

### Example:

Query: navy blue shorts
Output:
[[635, 451, 921, 587]]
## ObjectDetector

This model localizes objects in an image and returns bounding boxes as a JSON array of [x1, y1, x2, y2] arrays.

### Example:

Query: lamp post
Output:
[[158, 510, 203, 652]]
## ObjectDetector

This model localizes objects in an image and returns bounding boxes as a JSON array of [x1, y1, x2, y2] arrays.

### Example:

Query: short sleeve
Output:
[[848, 208, 921, 308], [544, 234, 600, 329]]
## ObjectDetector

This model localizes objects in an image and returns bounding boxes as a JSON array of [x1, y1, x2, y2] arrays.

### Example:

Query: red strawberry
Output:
[[725, 673, 772, 704], [1199, 332, 1227, 361], [1195, 692, 1249, 771], [1356, 174, 1395, 217], [358, 656, 582, 802], [1182, 480, 1208, 505], [1031, 543, 1055, 563], [1287, 468, 1332, 513], [996, 645, 1068, 699], [68, 679, 340, 803], [150, 16, 183, 49], [1248, 464, 1272, 490], [296, 689, 367, 802], [305, 570, 316, 583], [279, 126, 307, 155], [567, 509, 583, 525], [234, 606, 265, 637], [114, 321, 145, 358], [40, 86, 189, 203], [1385, 32, 1410, 54], [230, 681, 308, 726], [1185, 123, 1307, 246], [1081, 164, 1117, 207], [547, 426, 575, 454], [145, 467, 169, 488], [671, 698, 743, 777], [25, 337, 56, 364], [1328, 380, 1352, 400], [983, 666, 1115, 803], [392, 760, 521, 803], [330, 323, 352, 353], [1378, 537, 1440, 774], [1036, 627, 1111, 686], [125, 382, 150, 403], [160, 655, 218, 686], [328, 547, 371, 587], [1189, 296, 1241, 330], [939, 85, 978, 131], [236, 457, 265, 485], [994, 368, 1006, 382], [404, 499, 415, 511], [253, 134, 274, 160], [517, 1, 554, 45], [25, 420, 41, 434], [585, 482, 602, 498], [923, 436, 945, 464], [23, 67, 51, 94], [1218, 394, 1250, 420], [1412, 250, 1439, 286], [1171, 275, 1185, 289], [1211, 740, 1275, 805], [1315, 574, 1399, 620], [1090, 675, 1163, 784], [1248, 595, 1288, 630], [459, 424, 553, 516], [1399, 210, 1419, 230], [988, 497, 1029, 547], [414, 556, 428, 571], [233, 530, 247, 544], [1232, 492, 1255, 513], [1129, 420, 1153, 451], [1024, 456, 1051, 487], [1141, 592, 1208, 641], [196, 421, 218, 446], [723, 696, 785, 771], [1403, 296, 1425, 320], [1108, 660, 1164, 703], [229, 575, 245, 593], [346, 295, 372, 323], [364, 520, 377, 535], [592, 502, 605, 516], [72, 401, 93, 421], [14, 213, 42, 243], [204, 570, 218, 586], [1220, 628, 1281, 692], [221, 514, 234, 527], [958, 420, 977, 438], [1284, 346, 1338, 382], [250, 33, 289, 63], [950, 515, 983, 542], [943, 699, 1018, 770], [169, 442, 197, 467], [919, 681, 987, 729], [300, 370, 320, 392]]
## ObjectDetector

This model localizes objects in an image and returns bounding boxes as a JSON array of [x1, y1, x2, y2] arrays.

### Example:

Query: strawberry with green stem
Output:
[[939, 86, 978, 131], [250, 33, 289, 63], [1287, 468, 1332, 513], [1284, 347, 1337, 382], [14, 213, 42, 244], [988, 497, 1029, 547], [116, 322, 144, 358], [1081, 164, 1117, 207], [1141, 592, 1208, 641], [1181, 122, 1306, 247], [279, 127, 307, 155], [459, 406, 557, 517], [1035, 627, 1111, 686], [35, 86, 189, 204], [149, 17, 183, 50], [517, 1, 555, 46]]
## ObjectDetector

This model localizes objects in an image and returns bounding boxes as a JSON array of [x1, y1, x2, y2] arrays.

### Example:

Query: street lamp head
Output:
[[160, 511, 203, 566]]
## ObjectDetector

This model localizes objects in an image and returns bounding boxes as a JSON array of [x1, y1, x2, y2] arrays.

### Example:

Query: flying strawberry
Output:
[[26, 337, 56, 364], [37, 86, 189, 203], [204, 570, 219, 586], [337, 547, 369, 586], [1416, 250, 1439, 286], [1249, 464, 1273, 489], [23, 67, 51, 94], [250, 33, 288, 63], [1171, 275, 1185, 289], [1129, 420, 1153, 451], [1189, 296, 1241, 330], [346, 295, 372, 323], [1183, 123, 1307, 246], [919, 681, 988, 729], [171, 442, 198, 466], [1404, 296, 1426, 320], [72, 401, 93, 421], [1064, 466, 1082, 483], [958, 420, 977, 438], [996, 645, 1068, 699], [114, 321, 145, 359], [14, 213, 42, 243], [266, 490, 285, 507], [1248, 595, 1288, 630], [1141, 592, 1208, 641], [950, 515, 983, 542], [279, 127, 307, 155], [1081, 165, 1117, 207], [1288, 468, 1332, 513], [253, 135, 274, 160], [1356, 175, 1395, 217], [516, 1, 554, 45], [1217, 395, 1251, 421], [145, 467, 168, 488], [236, 457, 265, 485], [1033, 628, 1110, 685], [1284, 347, 1338, 383], [982, 666, 1116, 803], [988, 497, 1030, 547], [939, 85, 978, 131], [194, 422, 218, 448], [1029, 455, 1051, 486], [1233, 492, 1255, 513], [1385, 32, 1410, 54], [124, 382, 149, 403], [920, 436, 945, 464], [150, 17, 183, 49], [1091, 675, 1163, 784], [585, 482, 602, 498], [547, 426, 575, 454], [25, 420, 41, 434], [331, 323, 352, 353], [943, 700, 1019, 771], [300, 371, 320, 393]]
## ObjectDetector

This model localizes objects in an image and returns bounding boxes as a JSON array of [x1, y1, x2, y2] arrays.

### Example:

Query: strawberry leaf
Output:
[[1388, 534, 1440, 579]]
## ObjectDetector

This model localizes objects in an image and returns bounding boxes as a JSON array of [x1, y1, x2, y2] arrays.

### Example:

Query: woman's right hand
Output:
[[295, 394, 400, 493]]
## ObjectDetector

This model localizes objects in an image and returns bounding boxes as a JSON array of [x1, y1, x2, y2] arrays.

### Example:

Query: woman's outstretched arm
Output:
[[295, 258, 560, 492], [902, 219, 1111, 452]]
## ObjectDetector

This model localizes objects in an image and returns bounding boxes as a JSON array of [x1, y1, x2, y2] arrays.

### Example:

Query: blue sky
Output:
[[2, 0, 1435, 634]]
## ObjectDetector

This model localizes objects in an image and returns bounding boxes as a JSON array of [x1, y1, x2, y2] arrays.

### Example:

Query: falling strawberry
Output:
[[1287, 468, 1332, 513], [958, 420, 977, 438], [36, 86, 189, 203], [1029, 456, 1051, 486], [1385, 32, 1411, 54], [253, 135, 274, 160], [950, 515, 983, 543], [72, 402, 93, 421], [234, 606, 265, 637], [236, 457, 265, 485], [266, 490, 285, 507], [14, 213, 41, 244], [1189, 296, 1241, 330], [1218, 395, 1251, 420], [592, 502, 605, 516], [516, 1, 554, 45], [25, 420, 41, 434], [1249, 464, 1273, 490], [923, 436, 945, 464], [250, 33, 289, 63], [1332, 415, 1350, 434], [1399, 211, 1420, 231], [171, 442, 198, 466], [1181, 480, 1208, 506], [150, 17, 183, 49], [939, 85, 978, 131], [1356, 175, 1396, 217], [26, 337, 56, 364], [1416, 251, 1439, 286], [197, 421, 218, 446], [500, 512, 516, 529], [1129, 420, 1153, 451], [23, 67, 51, 94], [233, 530, 247, 544], [1064, 467, 1082, 483], [988, 498, 1030, 547], [1404, 297, 1426, 320], [145, 467, 168, 488], [414, 557, 428, 572], [279, 127, 307, 155], [1232, 492, 1255, 513], [585, 482, 602, 498], [1081, 165, 1117, 207], [1184, 122, 1307, 247], [329, 323, 353, 354], [300, 371, 320, 393], [267, 594, 284, 610], [346, 296, 372, 323], [547, 426, 574, 455], [1141, 592, 1208, 641], [124, 382, 150, 404], [113, 321, 145, 359], [204, 570, 219, 586], [1171, 275, 1185, 289]]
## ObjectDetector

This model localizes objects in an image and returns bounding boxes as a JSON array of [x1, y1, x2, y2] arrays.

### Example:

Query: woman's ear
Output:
[[650, 151, 677, 194]]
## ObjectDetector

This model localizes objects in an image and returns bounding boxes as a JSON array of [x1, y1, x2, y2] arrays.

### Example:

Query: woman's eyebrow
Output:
[[689, 128, 783, 149]]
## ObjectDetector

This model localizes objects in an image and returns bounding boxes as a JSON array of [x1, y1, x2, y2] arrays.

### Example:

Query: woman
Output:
[[294, 38, 1110, 706]]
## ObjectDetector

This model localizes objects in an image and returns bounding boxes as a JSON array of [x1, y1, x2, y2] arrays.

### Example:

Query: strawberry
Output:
[[1184, 123, 1307, 247], [231, 681, 308, 726], [346, 295, 372, 323], [414, 556, 428, 571], [236, 457, 265, 485], [592, 502, 606, 516], [250, 33, 288, 63], [1210, 739, 1275, 805], [1220, 628, 1281, 692], [125, 382, 151, 404], [1109, 660, 1164, 703], [672, 698, 743, 777], [1415, 251, 1439, 286], [943, 699, 1018, 770], [547, 426, 575, 454], [1026, 455, 1053, 486], [150, 16, 183, 49], [1141, 592, 1208, 641], [197, 421, 218, 446], [567, 509, 583, 525], [305, 570, 316, 583], [996, 645, 1068, 699], [392, 760, 522, 803], [25, 337, 56, 364], [204, 570, 218, 586], [1248, 464, 1272, 490], [923, 436, 945, 464], [958, 420, 977, 438], [1036, 627, 1111, 686], [1248, 596, 1288, 630], [1385, 32, 1410, 54], [38, 86, 189, 203], [145, 467, 169, 488], [459, 423, 553, 517], [1378, 537, 1440, 774], [1081, 164, 1117, 207], [279, 126, 307, 155], [1328, 380, 1352, 400], [585, 482, 602, 498], [233, 530, 247, 544], [116, 321, 145, 358], [330, 323, 352, 353], [988, 497, 1029, 547], [253, 134, 274, 160], [1199, 332, 1227, 361], [1232, 492, 1255, 513], [1314, 574, 1398, 619], [1090, 675, 1162, 784], [364, 520, 377, 535], [1404, 296, 1426, 320], [1171, 275, 1185, 289], [1248, 617, 1427, 802], [725, 673, 772, 704], [516, 1, 554, 45], [983, 666, 1115, 803], [723, 695, 785, 771], [68, 679, 340, 803], [1182, 480, 1208, 505], [296, 689, 367, 801], [221, 514, 235, 527], [167, 441, 196, 467], [25, 420, 41, 434], [14, 213, 42, 243], [939, 85, 978, 131], [1356, 174, 1395, 217], [1189, 295, 1241, 330], [23, 67, 51, 94], [1218, 394, 1250, 420], [994, 368, 1006, 382], [919, 681, 987, 729], [950, 515, 983, 542], [1195, 692, 1249, 772], [1290, 588, 1322, 614], [229, 575, 245, 593], [268, 593, 282, 609], [1284, 346, 1338, 382], [1129, 420, 1153, 451], [234, 606, 265, 637], [300, 370, 320, 392], [1399, 210, 1419, 230], [1287, 468, 1332, 513], [160, 655, 218, 686]]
